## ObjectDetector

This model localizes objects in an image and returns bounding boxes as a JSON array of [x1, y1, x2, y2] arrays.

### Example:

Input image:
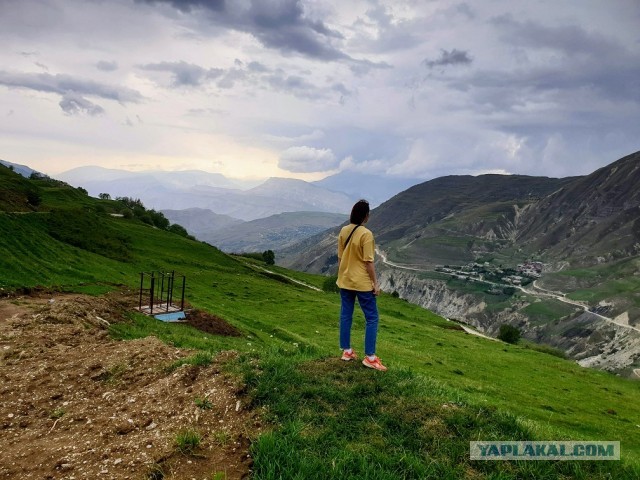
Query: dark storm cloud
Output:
[[461, 61, 640, 110], [423, 49, 472, 69], [489, 16, 640, 103], [138, 59, 351, 102], [0, 70, 143, 115], [244, 0, 345, 60], [446, 18, 640, 113], [139, 61, 224, 87], [138, 0, 349, 61]]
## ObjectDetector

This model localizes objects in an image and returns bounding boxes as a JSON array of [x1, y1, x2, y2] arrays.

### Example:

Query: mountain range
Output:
[[58, 166, 354, 221], [55, 166, 416, 249], [279, 150, 640, 375], [516, 156, 640, 261], [282, 151, 640, 275], [162, 209, 347, 253], [56, 166, 418, 223]]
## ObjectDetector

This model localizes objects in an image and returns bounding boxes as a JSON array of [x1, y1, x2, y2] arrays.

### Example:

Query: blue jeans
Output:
[[339, 289, 379, 356]]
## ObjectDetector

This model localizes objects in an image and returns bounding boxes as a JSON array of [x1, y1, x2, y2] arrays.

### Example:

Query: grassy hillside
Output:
[[1, 166, 639, 478]]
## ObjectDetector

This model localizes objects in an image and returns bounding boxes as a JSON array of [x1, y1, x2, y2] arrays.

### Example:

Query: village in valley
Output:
[[435, 260, 544, 293]]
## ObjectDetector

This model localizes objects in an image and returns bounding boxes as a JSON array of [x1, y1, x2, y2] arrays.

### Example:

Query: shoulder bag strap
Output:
[[344, 225, 361, 249]]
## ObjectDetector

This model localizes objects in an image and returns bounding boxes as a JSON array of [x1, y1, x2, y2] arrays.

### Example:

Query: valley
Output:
[[379, 247, 637, 331]]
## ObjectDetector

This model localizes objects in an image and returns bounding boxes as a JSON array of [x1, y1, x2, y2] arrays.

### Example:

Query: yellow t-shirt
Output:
[[336, 224, 375, 291]]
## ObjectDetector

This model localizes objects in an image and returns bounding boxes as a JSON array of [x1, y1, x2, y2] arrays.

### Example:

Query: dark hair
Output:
[[349, 199, 370, 225]]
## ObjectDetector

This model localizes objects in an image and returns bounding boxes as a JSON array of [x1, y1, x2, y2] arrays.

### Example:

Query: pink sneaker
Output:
[[362, 356, 387, 371], [341, 350, 358, 361]]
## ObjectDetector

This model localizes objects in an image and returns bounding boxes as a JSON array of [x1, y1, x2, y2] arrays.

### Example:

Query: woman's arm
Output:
[[365, 261, 380, 296]]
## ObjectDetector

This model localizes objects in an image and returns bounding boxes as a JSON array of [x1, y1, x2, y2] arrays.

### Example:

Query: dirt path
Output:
[[376, 248, 425, 272], [459, 325, 498, 341], [0, 291, 258, 480], [259, 267, 322, 291], [239, 260, 322, 292]]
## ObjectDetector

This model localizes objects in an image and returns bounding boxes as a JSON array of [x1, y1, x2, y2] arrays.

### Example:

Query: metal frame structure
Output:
[[138, 270, 186, 315]]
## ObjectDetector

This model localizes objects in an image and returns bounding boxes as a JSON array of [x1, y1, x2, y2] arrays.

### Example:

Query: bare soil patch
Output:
[[0, 291, 259, 480], [185, 310, 242, 337]]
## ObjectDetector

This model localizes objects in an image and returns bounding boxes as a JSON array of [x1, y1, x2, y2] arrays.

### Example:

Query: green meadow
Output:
[[1, 168, 639, 479]]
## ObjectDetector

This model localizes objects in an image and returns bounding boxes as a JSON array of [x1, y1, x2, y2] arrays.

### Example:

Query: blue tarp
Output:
[[154, 311, 186, 322]]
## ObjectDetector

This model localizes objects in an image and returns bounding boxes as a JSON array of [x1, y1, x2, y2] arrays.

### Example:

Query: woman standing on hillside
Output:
[[337, 199, 387, 371]]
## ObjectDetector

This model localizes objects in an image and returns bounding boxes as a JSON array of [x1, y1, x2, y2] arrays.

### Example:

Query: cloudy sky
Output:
[[1, 0, 639, 182]]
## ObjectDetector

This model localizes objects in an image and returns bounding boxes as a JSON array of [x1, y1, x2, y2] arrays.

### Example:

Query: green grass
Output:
[[109, 313, 248, 354], [194, 397, 213, 410], [235, 255, 326, 290], [2, 171, 640, 478], [521, 340, 567, 359], [165, 352, 214, 372], [242, 348, 637, 479], [522, 299, 580, 325], [175, 428, 202, 455], [49, 408, 66, 420], [388, 235, 477, 265]]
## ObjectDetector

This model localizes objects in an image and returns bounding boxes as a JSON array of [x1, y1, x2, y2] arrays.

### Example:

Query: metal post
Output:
[[167, 270, 175, 312], [160, 272, 165, 311], [139, 272, 144, 311], [149, 273, 155, 315], [165, 271, 171, 312], [180, 275, 186, 311]]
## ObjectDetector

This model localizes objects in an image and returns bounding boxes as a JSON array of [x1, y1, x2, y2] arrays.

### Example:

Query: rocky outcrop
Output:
[[378, 269, 480, 321], [537, 312, 640, 373]]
